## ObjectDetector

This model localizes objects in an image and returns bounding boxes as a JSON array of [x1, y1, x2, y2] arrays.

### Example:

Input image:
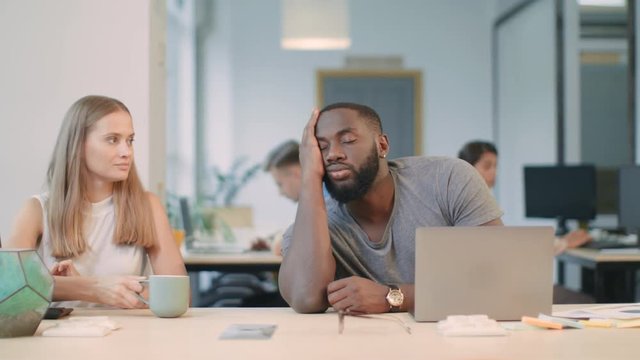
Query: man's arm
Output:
[[278, 110, 336, 313], [327, 276, 415, 314], [324, 219, 503, 314]]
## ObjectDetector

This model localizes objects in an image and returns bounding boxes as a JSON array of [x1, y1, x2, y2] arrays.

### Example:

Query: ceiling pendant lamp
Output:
[[281, 0, 351, 50]]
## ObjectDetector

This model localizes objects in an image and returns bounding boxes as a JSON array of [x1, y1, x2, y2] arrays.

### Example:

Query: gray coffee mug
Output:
[[139, 275, 189, 318]]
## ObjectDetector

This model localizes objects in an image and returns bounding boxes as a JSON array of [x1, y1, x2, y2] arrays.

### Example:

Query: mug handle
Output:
[[136, 279, 150, 305]]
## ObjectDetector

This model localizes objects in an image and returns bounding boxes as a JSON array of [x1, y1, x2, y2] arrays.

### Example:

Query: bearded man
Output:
[[278, 103, 503, 314]]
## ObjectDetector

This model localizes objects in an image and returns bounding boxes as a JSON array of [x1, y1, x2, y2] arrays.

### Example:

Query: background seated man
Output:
[[251, 140, 302, 254], [264, 139, 302, 203], [258, 139, 330, 254], [279, 103, 503, 314]]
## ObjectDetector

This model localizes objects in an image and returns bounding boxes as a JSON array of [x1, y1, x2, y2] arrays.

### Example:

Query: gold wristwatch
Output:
[[385, 285, 404, 312]]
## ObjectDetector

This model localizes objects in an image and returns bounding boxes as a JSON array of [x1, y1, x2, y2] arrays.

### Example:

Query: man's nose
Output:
[[325, 143, 345, 162]]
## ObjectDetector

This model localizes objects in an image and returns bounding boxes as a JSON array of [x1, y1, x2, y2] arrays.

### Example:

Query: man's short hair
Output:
[[458, 141, 498, 166], [319, 102, 383, 134], [264, 140, 300, 171]]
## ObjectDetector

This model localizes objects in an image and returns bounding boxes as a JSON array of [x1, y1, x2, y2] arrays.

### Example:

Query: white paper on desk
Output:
[[42, 325, 111, 337], [553, 303, 640, 320], [41, 316, 121, 337], [219, 324, 277, 340]]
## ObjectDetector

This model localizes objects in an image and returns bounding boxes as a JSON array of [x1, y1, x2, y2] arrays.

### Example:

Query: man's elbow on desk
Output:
[[279, 284, 329, 314], [286, 296, 329, 314]]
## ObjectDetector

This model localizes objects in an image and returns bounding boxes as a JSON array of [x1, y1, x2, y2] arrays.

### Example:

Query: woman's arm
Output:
[[7, 198, 147, 308], [53, 275, 146, 307], [6, 198, 43, 249], [145, 192, 188, 276]]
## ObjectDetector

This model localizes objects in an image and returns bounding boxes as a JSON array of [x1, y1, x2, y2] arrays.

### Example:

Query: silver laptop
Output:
[[412, 226, 554, 321]]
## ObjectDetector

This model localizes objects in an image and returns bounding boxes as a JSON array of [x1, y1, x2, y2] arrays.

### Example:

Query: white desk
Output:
[[1, 306, 639, 360]]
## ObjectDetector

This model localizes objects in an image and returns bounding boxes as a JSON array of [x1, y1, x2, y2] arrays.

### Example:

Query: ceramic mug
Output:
[[139, 275, 189, 318]]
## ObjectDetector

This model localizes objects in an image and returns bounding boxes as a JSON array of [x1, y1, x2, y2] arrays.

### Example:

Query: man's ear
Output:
[[378, 134, 390, 158]]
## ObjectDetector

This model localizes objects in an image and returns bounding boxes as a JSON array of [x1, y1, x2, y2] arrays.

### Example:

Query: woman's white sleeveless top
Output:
[[35, 193, 147, 307]]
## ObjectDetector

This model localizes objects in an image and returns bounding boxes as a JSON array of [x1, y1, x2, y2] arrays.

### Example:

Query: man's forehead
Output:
[[318, 107, 359, 120], [316, 108, 364, 133]]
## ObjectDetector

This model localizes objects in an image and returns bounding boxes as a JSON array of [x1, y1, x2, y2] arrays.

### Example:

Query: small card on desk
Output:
[[219, 324, 277, 340]]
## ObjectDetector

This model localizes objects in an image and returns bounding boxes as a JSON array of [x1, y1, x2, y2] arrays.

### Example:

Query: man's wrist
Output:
[[300, 176, 325, 198], [385, 284, 404, 312], [301, 173, 324, 185]]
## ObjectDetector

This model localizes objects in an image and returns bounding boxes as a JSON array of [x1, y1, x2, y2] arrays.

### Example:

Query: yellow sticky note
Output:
[[579, 319, 613, 328], [616, 319, 640, 328]]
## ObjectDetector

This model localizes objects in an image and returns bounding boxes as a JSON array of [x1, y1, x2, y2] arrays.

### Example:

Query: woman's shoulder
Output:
[[144, 192, 166, 216], [5, 196, 45, 248], [144, 191, 161, 206], [23, 194, 46, 219], [32, 192, 48, 206]]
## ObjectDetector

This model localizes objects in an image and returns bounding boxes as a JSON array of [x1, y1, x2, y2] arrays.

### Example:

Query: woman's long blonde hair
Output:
[[47, 95, 155, 258]]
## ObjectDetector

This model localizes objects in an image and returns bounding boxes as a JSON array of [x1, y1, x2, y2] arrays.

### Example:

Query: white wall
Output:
[[205, 0, 495, 232], [495, 0, 557, 226], [0, 0, 155, 235]]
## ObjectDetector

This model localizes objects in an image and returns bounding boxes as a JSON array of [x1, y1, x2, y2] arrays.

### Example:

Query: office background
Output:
[[1, 0, 638, 238]]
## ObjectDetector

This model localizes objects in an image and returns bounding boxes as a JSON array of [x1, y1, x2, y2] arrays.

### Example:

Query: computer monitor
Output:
[[596, 167, 618, 215], [618, 166, 640, 234], [524, 165, 597, 235]]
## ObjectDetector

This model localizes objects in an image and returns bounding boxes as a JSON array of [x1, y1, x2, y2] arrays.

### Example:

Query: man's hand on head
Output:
[[327, 276, 390, 314], [299, 109, 325, 182]]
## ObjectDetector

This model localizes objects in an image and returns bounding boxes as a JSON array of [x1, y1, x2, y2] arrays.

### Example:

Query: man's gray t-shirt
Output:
[[281, 156, 503, 285]]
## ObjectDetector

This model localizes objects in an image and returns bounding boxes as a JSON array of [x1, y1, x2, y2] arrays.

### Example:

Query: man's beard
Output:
[[323, 145, 380, 204]]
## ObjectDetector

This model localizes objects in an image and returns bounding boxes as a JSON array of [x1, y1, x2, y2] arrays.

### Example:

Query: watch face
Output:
[[387, 289, 404, 307]]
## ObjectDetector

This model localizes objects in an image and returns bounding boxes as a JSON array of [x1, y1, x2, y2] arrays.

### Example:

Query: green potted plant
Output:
[[198, 157, 261, 242]]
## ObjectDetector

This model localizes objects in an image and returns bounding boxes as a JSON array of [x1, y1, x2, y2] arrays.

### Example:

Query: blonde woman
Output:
[[7, 95, 186, 308]]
